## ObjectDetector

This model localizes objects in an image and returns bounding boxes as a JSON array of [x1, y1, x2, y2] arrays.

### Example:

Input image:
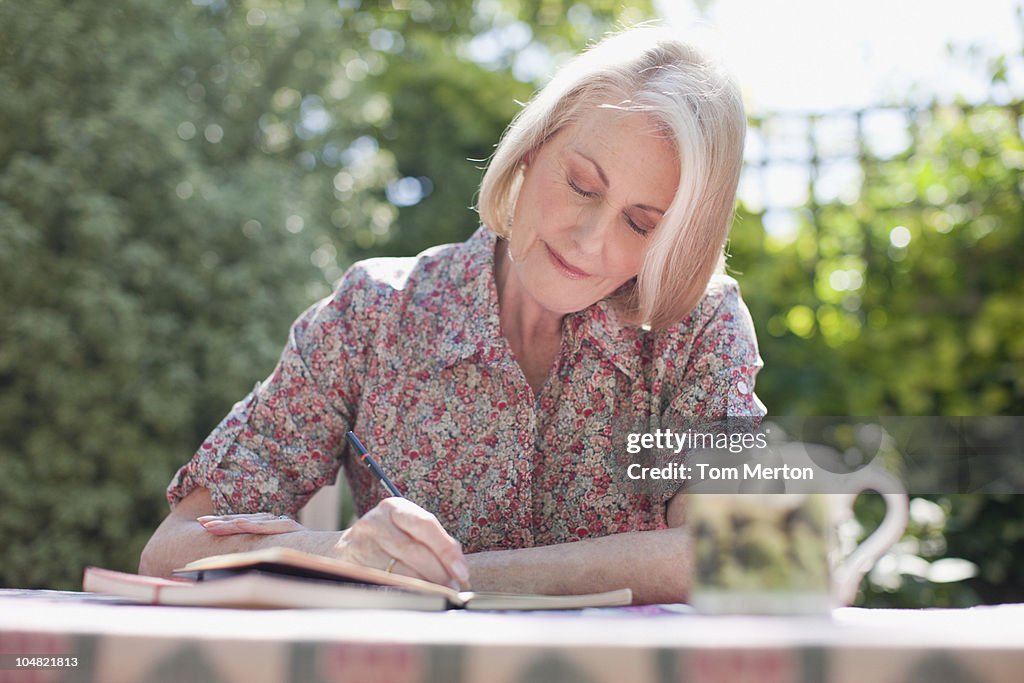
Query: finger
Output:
[[384, 559, 462, 592], [200, 520, 300, 536], [343, 505, 460, 588], [199, 520, 253, 536], [197, 512, 281, 523], [383, 500, 470, 588], [235, 517, 304, 534], [199, 516, 303, 536], [372, 523, 461, 590]]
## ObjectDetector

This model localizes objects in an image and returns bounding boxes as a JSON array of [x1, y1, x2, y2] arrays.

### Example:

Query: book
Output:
[[82, 566, 447, 610], [82, 547, 633, 611]]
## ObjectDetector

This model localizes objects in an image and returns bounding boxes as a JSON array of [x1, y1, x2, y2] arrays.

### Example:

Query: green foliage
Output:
[[732, 104, 1024, 416], [0, 0, 653, 589], [362, 37, 534, 257], [0, 0, 327, 588], [849, 492, 1024, 607], [3, 0, 1018, 607], [728, 100, 1024, 605]]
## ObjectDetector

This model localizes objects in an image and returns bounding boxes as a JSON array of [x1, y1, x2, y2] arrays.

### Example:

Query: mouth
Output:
[[545, 243, 591, 280]]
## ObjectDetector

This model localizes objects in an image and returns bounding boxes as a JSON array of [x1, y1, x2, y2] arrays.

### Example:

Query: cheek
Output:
[[608, 238, 646, 279], [532, 189, 571, 227], [513, 175, 552, 236], [522, 168, 576, 221]]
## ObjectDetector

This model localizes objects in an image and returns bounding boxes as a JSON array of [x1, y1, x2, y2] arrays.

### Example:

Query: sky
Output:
[[656, 0, 1023, 113], [453, 0, 1021, 230], [651, 0, 1022, 238]]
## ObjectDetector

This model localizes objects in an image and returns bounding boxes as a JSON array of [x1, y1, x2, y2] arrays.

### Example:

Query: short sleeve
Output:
[[651, 277, 766, 501], [166, 267, 375, 516], [667, 277, 766, 421]]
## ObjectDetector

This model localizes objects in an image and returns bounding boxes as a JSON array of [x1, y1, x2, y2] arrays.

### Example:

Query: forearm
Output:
[[139, 487, 469, 589], [139, 519, 342, 579], [138, 488, 343, 578], [466, 526, 692, 605]]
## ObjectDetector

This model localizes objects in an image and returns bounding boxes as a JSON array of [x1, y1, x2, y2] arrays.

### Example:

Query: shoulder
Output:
[[291, 231, 493, 354], [654, 273, 755, 348], [651, 273, 765, 417], [689, 273, 750, 326], [347, 240, 469, 291], [347, 231, 483, 296], [307, 238, 473, 327]]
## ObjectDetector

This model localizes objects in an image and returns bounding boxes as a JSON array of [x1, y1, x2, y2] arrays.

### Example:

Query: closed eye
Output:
[[567, 177, 598, 199], [625, 214, 651, 237], [568, 173, 651, 237]]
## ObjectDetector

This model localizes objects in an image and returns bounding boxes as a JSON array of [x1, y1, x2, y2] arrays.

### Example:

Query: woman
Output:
[[139, 26, 765, 604]]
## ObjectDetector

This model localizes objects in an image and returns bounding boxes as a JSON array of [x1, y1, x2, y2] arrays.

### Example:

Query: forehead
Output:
[[557, 107, 679, 187]]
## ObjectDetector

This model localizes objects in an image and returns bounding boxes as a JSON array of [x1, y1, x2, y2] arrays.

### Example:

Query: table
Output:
[[1, 589, 1022, 682]]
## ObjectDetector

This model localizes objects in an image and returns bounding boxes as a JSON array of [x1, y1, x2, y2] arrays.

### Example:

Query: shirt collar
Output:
[[565, 299, 645, 380], [436, 227, 645, 379], [434, 227, 506, 368]]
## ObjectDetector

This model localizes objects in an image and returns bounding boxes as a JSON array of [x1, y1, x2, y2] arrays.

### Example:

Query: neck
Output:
[[493, 238, 563, 343]]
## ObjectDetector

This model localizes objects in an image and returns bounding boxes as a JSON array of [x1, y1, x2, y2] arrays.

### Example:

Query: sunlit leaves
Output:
[[731, 93, 1024, 605], [733, 99, 1023, 417], [0, 0, 657, 589]]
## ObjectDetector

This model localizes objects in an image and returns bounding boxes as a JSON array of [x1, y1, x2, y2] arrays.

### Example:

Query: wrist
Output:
[[466, 549, 526, 593], [250, 528, 348, 559]]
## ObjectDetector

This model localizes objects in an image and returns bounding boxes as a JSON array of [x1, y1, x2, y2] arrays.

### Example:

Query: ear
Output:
[[520, 148, 537, 169]]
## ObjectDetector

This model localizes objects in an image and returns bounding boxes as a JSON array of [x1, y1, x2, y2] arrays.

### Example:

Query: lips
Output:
[[545, 244, 591, 279]]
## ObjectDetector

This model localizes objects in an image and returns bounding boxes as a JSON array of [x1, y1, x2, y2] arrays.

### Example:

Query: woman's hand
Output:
[[196, 498, 471, 591], [338, 497, 470, 590], [197, 512, 305, 535]]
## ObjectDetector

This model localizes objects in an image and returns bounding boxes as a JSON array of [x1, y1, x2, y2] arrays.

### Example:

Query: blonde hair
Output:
[[477, 26, 746, 330]]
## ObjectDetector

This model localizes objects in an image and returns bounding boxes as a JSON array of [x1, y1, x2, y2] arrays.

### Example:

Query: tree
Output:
[[0, 0, 654, 589], [728, 100, 1024, 604]]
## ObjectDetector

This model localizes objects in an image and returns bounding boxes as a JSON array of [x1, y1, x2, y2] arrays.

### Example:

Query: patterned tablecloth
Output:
[[0, 589, 1022, 683]]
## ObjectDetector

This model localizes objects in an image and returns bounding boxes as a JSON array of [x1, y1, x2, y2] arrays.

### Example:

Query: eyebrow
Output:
[[570, 148, 667, 216]]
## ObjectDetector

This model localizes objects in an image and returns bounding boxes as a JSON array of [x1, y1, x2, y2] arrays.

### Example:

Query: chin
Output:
[[534, 286, 607, 316]]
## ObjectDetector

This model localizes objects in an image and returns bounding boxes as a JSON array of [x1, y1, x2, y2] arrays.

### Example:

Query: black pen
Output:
[[345, 431, 404, 498]]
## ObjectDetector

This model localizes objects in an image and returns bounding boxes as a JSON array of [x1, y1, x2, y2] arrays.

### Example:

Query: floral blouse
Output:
[[167, 227, 765, 552]]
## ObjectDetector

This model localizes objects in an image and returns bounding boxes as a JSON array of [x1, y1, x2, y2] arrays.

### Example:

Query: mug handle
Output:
[[832, 467, 909, 606]]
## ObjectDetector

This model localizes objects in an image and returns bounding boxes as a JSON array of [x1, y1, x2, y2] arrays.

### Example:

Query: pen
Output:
[[347, 431, 471, 590], [345, 431, 404, 498]]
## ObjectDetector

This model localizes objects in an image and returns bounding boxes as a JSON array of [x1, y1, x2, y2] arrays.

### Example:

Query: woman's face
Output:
[[507, 106, 679, 316]]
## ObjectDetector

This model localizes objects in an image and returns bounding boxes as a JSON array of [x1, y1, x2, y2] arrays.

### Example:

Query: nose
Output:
[[571, 205, 616, 258]]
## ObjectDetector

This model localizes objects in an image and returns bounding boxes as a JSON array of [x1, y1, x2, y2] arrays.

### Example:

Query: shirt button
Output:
[[737, 380, 749, 395]]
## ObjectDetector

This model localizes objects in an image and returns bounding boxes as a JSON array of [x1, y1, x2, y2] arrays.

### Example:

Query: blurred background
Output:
[[0, 0, 1021, 606]]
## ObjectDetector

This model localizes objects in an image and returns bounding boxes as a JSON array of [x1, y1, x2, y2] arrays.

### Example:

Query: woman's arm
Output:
[[138, 488, 347, 578], [139, 487, 470, 590], [467, 490, 690, 604], [174, 488, 692, 604], [467, 528, 691, 604]]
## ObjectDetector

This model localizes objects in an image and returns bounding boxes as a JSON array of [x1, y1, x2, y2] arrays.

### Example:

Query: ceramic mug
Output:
[[686, 462, 908, 615]]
